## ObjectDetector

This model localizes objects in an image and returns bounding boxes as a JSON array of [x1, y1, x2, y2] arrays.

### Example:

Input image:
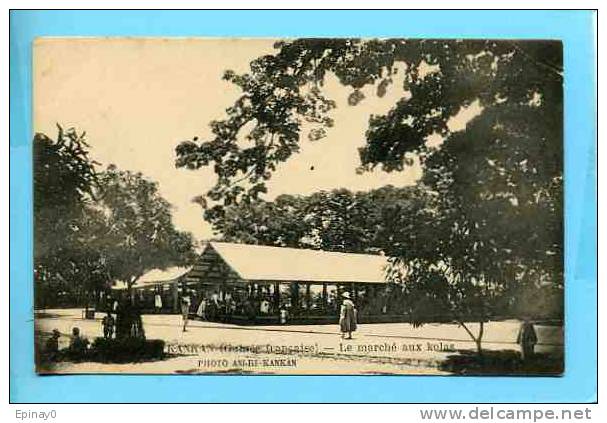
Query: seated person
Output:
[[45, 329, 61, 357], [68, 327, 89, 355]]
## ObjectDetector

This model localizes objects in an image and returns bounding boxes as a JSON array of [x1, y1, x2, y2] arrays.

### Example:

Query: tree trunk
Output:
[[115, 275, 145, 339], [127, 275, 141, 300], [476, 321, 484, 356], [459, 320, 484, 356]]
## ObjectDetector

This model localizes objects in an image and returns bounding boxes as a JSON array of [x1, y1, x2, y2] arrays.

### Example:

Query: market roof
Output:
[[131, 266, 192, 288], [207, 242, 390, 284]]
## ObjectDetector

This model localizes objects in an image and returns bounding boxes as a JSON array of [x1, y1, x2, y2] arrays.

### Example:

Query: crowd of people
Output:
[[152, 284, 417, 326], [40, 289, 540, 365]]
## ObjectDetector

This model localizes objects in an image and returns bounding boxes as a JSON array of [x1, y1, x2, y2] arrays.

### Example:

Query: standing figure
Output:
[[339, 292, 357, 340], [224, 297, 235, 322], [181, 291, 192, 332], [245, 299, 257, 322], [102, 311, 115, 339], [129, 297, 145, 338], [114, 298, 126, 338], [260, 299, 270, 315], [279, 306, 289, 324], [154, 291, 163, 314], [105, 294, 114, 313], [196, 298, 207, 320], [208, 291, 220, 321], [517, 318, 538, 361]]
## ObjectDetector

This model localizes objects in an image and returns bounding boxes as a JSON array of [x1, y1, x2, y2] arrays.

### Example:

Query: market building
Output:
[[128, 242, 406, 324]]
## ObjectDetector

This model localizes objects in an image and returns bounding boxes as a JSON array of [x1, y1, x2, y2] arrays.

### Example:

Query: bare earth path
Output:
[[35, 309, 563, 375]]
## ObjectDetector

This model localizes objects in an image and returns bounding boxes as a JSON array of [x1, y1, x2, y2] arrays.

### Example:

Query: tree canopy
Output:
[[175, 39, 561, 208], [34, 127, 196, 307], [216, 185, 431, 254], [175, 39, 563, 351], [34, 126, 101, 306], [34, 126, 98, 263], [94, 165, 196, 289], [176, 38, 562, 277]]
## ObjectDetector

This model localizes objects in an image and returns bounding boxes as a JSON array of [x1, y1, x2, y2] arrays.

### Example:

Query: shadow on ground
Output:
[[439, 349, 563, 376], [35, 330, 181, 373], [34, 312, 66, 319]]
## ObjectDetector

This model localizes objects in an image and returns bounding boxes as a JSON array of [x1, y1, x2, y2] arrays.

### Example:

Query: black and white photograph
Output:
[[32, 37, 564, 376]]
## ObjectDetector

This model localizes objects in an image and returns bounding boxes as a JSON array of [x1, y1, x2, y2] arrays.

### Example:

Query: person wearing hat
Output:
[[339, 292, 357, 339]]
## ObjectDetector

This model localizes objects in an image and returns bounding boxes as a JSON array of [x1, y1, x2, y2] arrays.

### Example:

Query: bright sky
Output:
[[34, 38, 473, 241]]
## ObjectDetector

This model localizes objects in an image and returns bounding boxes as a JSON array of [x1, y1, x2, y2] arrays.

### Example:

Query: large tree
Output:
[[33, 126, 100, 307], [175, 39, 563, 352], [95, 165, 196, 291], [34, 127, 196, 309]]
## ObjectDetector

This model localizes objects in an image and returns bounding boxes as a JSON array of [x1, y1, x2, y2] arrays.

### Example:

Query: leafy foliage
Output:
[[34, 127, 196, 308], [176, 39, 561, 204], [175, 39, 563, 353], [34, 126, 102, 306], [215, 185, 431, 254], [94, 165, 196, 289]]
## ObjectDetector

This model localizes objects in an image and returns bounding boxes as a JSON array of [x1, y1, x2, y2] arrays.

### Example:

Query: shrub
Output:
[[90, 337, 165, 363], [439, 349, 563, 375]]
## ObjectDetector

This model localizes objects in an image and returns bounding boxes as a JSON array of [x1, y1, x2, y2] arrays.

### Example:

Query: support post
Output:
[[305, 283, 312, 313], [292, 282, 300, 313], [274, 282, 280, 314], [172, 283, 179, 313]]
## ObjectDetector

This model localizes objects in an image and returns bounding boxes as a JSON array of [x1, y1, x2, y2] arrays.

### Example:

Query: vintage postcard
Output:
[[33, 37, 564, 375]]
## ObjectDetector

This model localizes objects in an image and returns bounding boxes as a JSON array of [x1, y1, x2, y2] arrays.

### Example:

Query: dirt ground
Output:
[[35, 309, 563, 375]]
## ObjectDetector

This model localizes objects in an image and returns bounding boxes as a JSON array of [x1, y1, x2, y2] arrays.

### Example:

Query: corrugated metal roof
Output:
[[209, 242, 390, 284]]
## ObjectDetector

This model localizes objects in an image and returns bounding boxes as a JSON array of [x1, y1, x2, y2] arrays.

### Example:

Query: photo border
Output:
[[9, 9, 597, 403]]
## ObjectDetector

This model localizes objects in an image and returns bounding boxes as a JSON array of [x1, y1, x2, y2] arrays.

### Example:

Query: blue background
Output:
[[9, 10, 597, 403]]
